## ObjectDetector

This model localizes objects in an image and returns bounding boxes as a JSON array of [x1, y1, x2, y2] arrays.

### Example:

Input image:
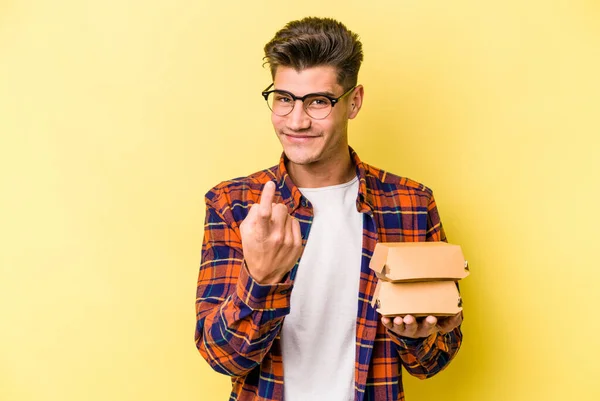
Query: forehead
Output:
[[273, 66, 342, 96]]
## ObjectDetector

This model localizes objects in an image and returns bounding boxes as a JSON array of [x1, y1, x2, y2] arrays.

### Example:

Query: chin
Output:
[[282, 147, 321, 166]]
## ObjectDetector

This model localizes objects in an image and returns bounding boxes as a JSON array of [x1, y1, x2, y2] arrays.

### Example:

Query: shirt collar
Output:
[[275, 146, 375, 214]]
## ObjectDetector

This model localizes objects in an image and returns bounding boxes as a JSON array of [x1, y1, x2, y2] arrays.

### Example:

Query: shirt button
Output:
[[301, 199, 307, 207]]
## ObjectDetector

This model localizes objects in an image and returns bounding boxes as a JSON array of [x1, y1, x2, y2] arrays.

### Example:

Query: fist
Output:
[[239, 181, 303, 285]]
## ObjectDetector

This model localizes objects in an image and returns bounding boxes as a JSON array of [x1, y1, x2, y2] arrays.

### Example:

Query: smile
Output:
[[283, 134, 319, 142]]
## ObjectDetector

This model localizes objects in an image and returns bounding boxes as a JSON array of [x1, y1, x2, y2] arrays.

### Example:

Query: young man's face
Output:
[[270, 66, 361, 168]]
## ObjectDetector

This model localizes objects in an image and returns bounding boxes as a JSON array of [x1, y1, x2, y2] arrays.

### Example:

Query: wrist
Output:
[[246, 261, 287, 285]]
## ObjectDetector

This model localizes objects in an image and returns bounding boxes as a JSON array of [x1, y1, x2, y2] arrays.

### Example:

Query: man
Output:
[[195, 17, 463, 401]]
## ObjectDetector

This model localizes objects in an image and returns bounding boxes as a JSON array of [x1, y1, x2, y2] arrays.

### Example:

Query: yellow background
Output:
[[1, 1, 599, 400]]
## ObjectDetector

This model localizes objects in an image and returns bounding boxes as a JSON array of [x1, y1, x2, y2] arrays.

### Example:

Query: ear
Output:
[[348, 85, 364, 119]]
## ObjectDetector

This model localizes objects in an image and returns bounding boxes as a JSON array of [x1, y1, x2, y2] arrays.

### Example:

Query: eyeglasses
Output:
[[261, 84, 356, 120]]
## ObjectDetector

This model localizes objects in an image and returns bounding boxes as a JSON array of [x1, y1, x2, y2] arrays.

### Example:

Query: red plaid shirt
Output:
[[195, 148, 462, 400]]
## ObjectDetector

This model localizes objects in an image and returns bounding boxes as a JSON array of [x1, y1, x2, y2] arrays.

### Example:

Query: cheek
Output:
[[271, 114, 284, 130], [320, 118, 341, 137], [325, 109, 347, 132]]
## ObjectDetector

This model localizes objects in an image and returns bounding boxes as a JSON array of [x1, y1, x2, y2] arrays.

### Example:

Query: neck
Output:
[[286, 149, 355, 188]]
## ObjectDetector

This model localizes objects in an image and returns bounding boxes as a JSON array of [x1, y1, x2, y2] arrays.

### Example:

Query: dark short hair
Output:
[[263, 17, 363, 90]]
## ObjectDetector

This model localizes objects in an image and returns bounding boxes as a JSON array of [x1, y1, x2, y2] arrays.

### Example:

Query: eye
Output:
[[307, 96, 330, 108], [274, 94, 292, 103]]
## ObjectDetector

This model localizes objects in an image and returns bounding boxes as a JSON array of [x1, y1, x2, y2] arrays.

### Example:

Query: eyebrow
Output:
[[311, 91, 336, 97], [274, 88, 337, 98]]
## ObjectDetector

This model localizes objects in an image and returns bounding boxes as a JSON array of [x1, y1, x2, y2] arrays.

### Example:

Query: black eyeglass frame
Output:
[[261, 83, 357, 119]]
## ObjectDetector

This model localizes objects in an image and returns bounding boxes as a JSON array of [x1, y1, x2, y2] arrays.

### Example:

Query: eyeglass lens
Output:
[[266, 92, 332, 119]]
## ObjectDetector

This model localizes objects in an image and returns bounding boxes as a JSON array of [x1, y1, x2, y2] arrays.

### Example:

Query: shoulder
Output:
[[362, 162, 434, 199]]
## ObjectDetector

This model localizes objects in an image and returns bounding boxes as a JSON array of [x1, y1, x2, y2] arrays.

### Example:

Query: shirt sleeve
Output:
[[388, 191, 463, 379], [194, 197, 292, 377], [388, 326, 463, 379]]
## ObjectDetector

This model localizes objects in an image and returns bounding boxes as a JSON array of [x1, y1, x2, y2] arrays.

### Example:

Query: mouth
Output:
[[282, 133, 319, 143]]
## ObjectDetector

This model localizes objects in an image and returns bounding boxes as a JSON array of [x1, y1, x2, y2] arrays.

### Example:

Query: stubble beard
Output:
[[278, 130, 324, 166]]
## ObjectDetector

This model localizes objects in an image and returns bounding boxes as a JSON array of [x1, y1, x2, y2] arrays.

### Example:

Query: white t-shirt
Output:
[[281, 176, 363, 401]]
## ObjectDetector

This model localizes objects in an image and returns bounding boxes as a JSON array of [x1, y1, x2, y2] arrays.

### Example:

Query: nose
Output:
[[286, 100, 311, 131]]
